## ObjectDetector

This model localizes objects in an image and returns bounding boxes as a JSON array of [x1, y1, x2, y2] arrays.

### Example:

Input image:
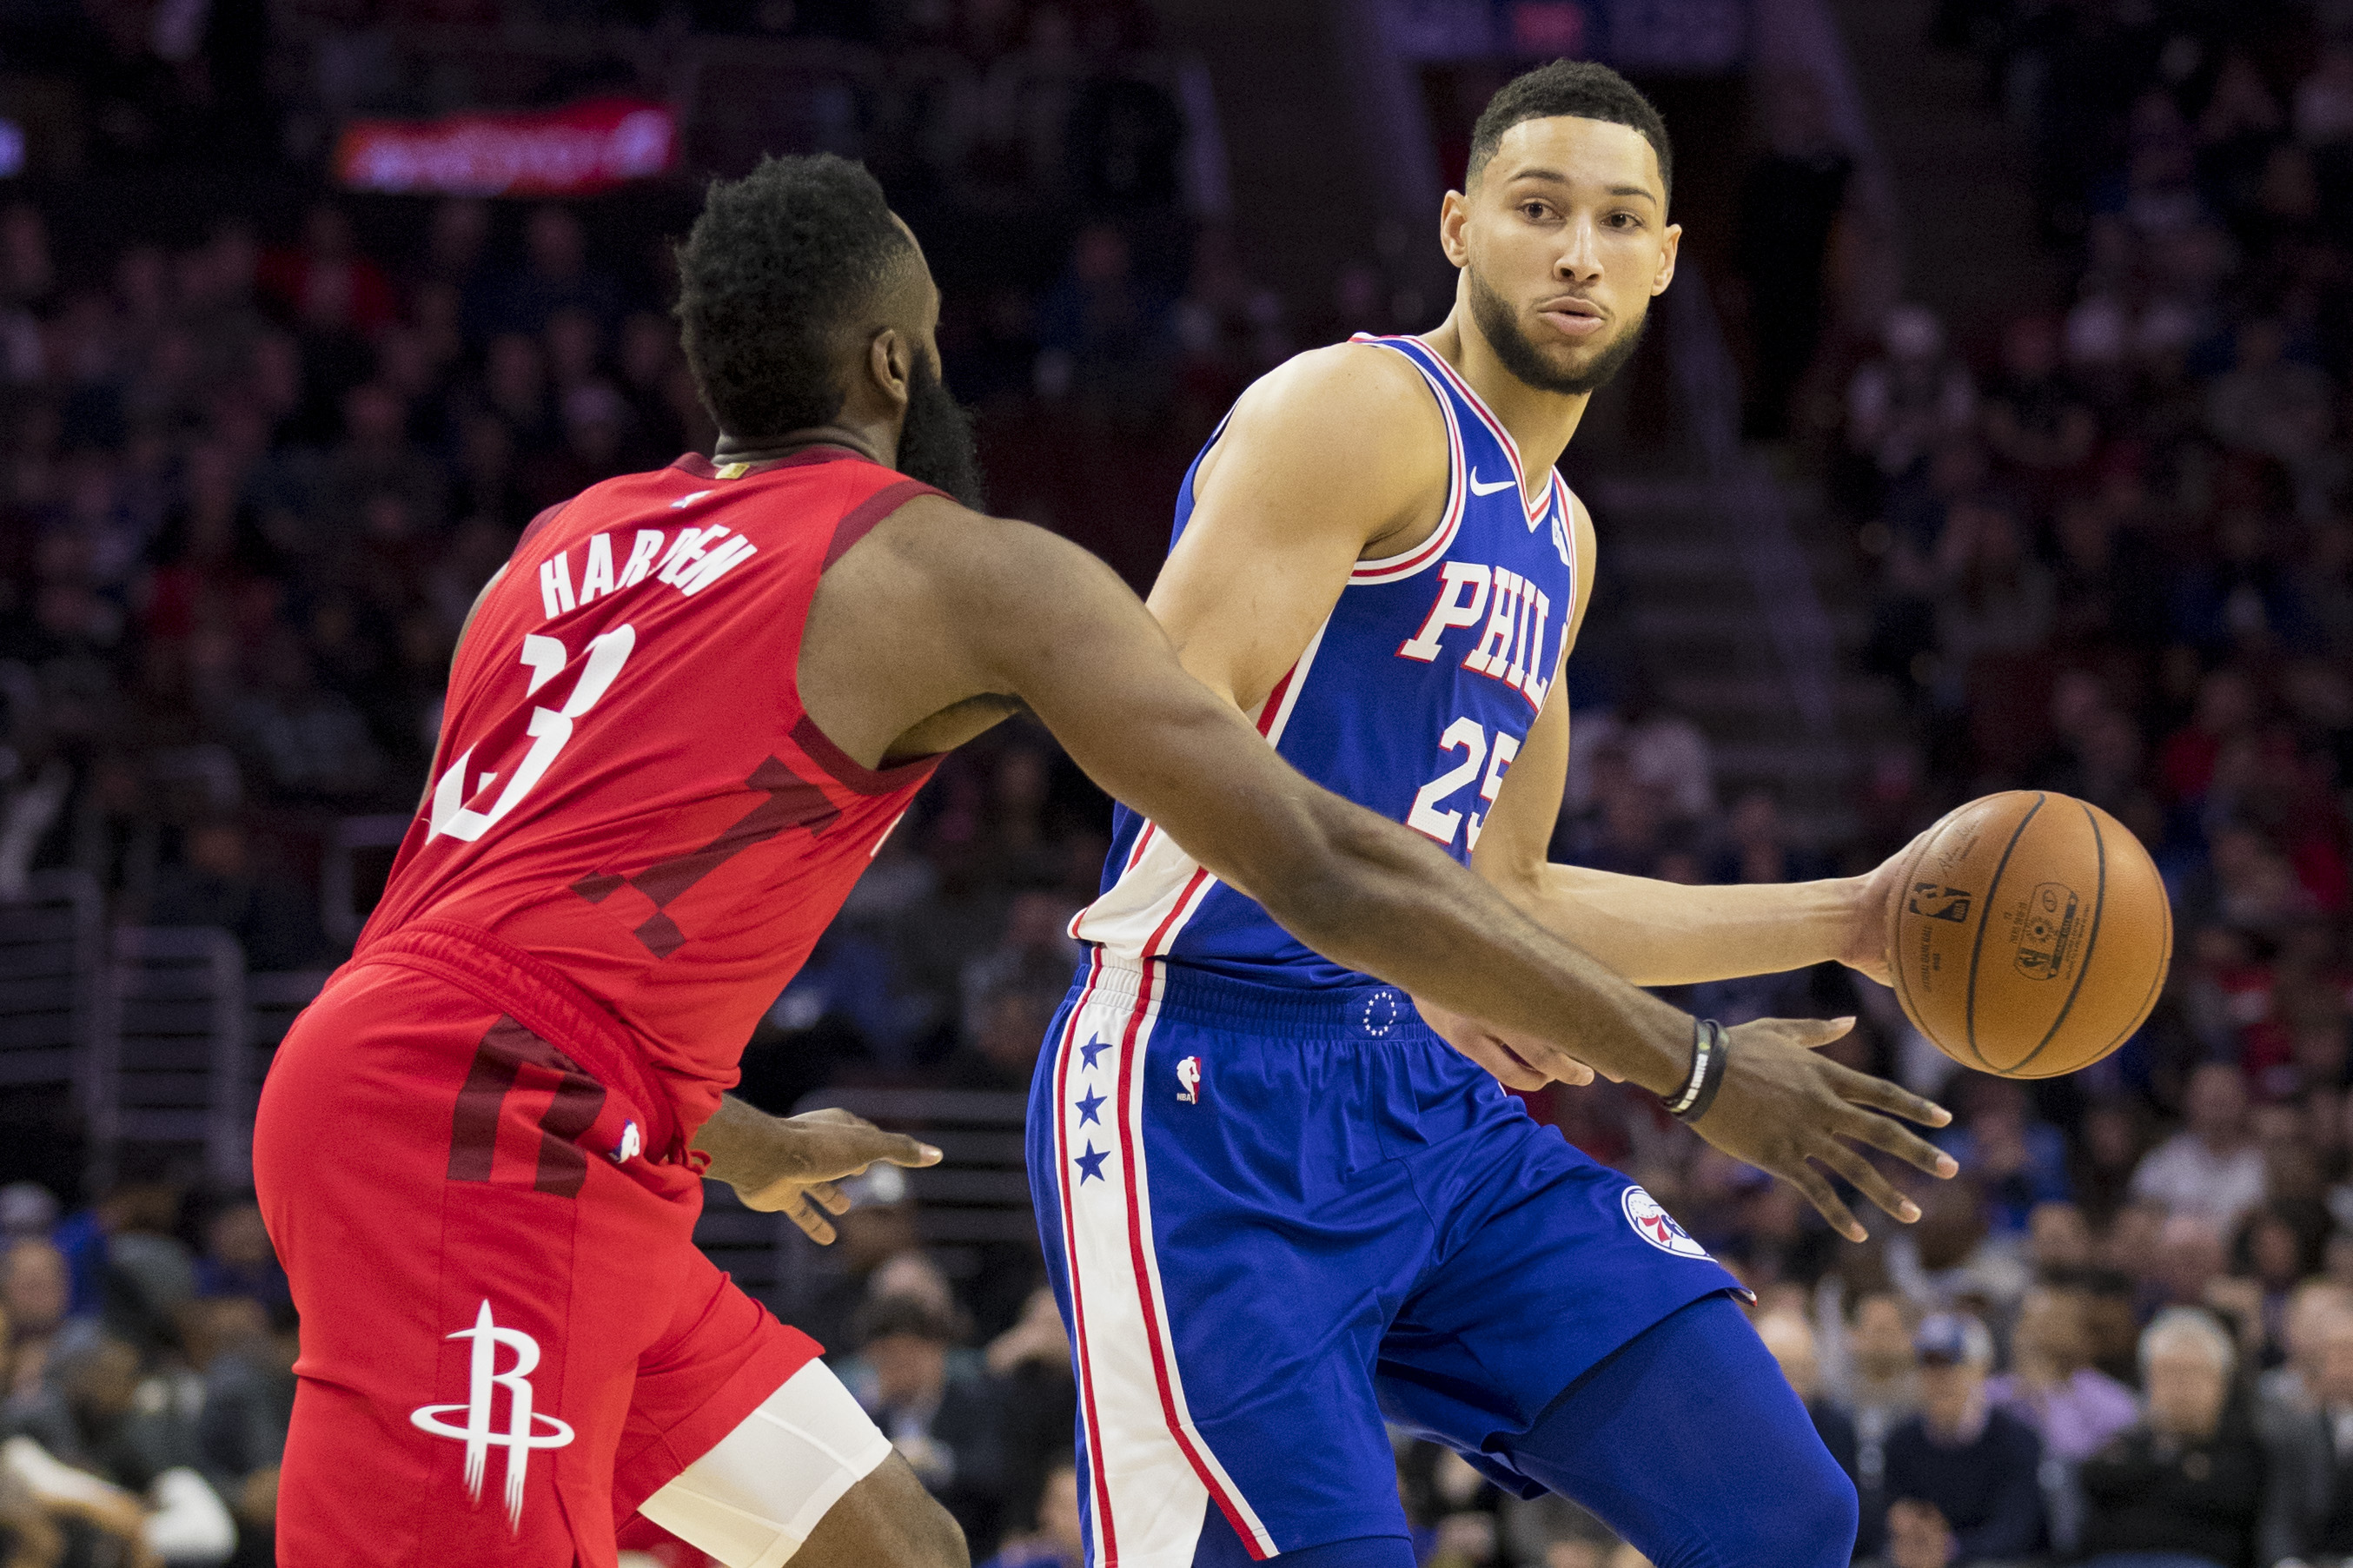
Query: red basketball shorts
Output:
[[254, 950, 819, 1567]]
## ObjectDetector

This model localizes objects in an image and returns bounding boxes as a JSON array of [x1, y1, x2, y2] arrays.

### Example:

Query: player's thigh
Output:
[[1028, 976, 1423, 1561], [612, 1247, 825, 1528], [1494, 1294, 1856, 1568], [1375, 1095, 1742, 1455], [260, 967, 692, 1566]]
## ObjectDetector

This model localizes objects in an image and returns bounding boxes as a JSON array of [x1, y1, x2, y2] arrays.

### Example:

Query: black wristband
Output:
[[1665, 1018, 1729, 1123]]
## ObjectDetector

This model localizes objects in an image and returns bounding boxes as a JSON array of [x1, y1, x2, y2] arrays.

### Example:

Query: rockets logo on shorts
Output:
[[1620, 1186, 1710, 1260], [409, 1301, 576, 1530]]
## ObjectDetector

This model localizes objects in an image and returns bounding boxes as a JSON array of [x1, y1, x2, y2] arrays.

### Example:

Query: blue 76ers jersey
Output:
[[1072, 334, 1581, 989]]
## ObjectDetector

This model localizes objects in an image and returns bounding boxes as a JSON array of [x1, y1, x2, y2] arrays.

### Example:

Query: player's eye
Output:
[[1520, 202, 1552, 222]]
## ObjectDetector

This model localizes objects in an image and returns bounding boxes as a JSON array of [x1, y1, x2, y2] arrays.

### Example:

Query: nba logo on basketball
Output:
[[1176, 1056, 1203, 1104], [1907, 883, 1972, 923]]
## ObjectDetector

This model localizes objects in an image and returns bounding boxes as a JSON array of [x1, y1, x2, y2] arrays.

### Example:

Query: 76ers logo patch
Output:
[[1621, 1186, 1708, 1259]]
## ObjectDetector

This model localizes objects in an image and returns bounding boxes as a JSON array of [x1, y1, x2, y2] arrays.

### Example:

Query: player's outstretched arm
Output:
[[813, 497, 1952, 1239], [1459, 495, 1902, 988]]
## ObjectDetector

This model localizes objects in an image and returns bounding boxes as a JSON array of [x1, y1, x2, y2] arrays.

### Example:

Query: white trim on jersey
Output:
[[1346, 336, 1468, 585], [1402, 335, 1558, 533], [1070, 618, 1328, 958]]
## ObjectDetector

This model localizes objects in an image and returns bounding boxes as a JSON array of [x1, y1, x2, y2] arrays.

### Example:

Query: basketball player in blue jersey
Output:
[[1026, 61, 1956, 1568]]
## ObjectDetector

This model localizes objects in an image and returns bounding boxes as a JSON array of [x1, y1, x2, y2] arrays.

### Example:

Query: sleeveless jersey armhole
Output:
[[822, 479, 945, 570], [1346, 337, 1467, 584]]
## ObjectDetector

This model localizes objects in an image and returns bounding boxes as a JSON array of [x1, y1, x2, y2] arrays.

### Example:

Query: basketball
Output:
[[1886, 791, 2173, 1079]]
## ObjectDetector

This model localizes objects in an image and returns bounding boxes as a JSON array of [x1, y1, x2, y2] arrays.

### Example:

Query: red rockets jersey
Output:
[[358, 448, 944, 1138]]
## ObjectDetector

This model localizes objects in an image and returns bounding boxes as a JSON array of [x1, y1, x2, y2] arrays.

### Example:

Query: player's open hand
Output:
[[1410, 995, 1597, 1090], [1693, 1016, 1956, 1242], [719, 1106, 942, 1244]]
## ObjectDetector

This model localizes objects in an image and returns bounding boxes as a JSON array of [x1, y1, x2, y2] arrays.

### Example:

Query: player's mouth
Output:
[[1535, 297, 1607, 339]]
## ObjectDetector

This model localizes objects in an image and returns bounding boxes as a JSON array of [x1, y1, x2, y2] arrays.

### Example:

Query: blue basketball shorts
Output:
[[1027, 955, 1749, 1567]]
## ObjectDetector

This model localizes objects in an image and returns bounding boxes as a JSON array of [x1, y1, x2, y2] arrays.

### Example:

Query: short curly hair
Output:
[[674, 154, 918, 441], [1468, 59, 1673, 208]]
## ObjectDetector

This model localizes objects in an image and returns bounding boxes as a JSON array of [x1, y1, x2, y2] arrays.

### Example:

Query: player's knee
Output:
[[796, 1453, 967, 1568], [1746, 1440, 1856, 1567], [894, 1480, 970, 1568]]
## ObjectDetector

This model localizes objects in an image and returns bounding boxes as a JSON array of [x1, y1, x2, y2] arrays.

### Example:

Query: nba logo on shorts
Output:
[[1176, 1055, 1203, 1104], [1621, 1186, 1709, 1260]]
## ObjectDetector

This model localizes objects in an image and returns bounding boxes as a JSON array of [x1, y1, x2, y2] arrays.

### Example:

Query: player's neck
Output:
[[713, 426, 889, 468], [1422, 311, 1589, 481]]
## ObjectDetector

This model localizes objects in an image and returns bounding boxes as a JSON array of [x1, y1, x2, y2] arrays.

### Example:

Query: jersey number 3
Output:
[[1406, 717, 1519, 851], [428, 626, 637, 843]]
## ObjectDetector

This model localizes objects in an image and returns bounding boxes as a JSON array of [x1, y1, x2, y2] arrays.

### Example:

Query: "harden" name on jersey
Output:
[[537, 525, 757, 619]]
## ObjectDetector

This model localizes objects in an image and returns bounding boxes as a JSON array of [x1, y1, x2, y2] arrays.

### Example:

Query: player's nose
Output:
[[1554, 221, 1603, 281]]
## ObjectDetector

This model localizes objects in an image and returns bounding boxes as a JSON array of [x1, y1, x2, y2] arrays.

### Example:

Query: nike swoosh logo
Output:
[[1466, 468, 1518, 498]]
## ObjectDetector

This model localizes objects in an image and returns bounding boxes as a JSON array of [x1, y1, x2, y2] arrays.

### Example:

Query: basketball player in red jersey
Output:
[[254, 153, 1945, 1568]]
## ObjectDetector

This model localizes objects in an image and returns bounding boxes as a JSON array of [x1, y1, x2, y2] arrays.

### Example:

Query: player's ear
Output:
[[866, 327, 912, 412], [1439, 189, 1471, 269], [1651, 222, 1681, 297]]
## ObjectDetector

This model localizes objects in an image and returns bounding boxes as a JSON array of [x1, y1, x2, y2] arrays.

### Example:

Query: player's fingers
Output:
[[1455, 1037, 1550, 1092], [1501, 1035, 1593, 1088], [1784, 1161, 1866, 1244], [1780, 1015, 1855, 1050], [1815, 1140, 1921, 1225], [809, 1181, 851, 1215], [1835, 1101, 1961, 1179], [872, 1130, 945, 1168], [737, 1176, 789, 1212], [1829, 1063, 1956, 1132], [810, 1127, 941, 1178], [785, 1193, 838, 1246]]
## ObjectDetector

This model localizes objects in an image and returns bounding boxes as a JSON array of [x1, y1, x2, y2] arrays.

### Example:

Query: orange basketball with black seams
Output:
[[1885, 791, 2173, 1079]]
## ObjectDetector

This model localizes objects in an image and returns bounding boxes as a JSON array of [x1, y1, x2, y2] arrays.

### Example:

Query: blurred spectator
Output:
[[1736, 71, 1853, 440], [799, 1166, 931, 1361], [7, 1329, 235, 1564], [2077, 1308, 2269, 1568], [145, 819, 328, 973], [192, 1202, 284, 1313], [2260, 1281, 2353, 1417], [982, 1287, 1076, 1547], [1879, 1313, 2045, 1565], [1753, 1309, 1859, 1488], [1934, 1076, 2071, 1237], [841, 1293, 1006, 1554], [0, 1194, 56, 1248], [195, 1299, 294, 1564], [0, 1242, 70, 1401], [2131, 1062, 2269, 1225], [1986, 1287, 2138, 1463], [976, 1461, 1081, 1568], [1033, 225, 1173, 420], [1562, 678, 1716, 825], [1845, 305, 1978, 493]]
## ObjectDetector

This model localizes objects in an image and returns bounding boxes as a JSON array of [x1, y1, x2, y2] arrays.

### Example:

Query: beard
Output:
[[1467, 264, 1649, 397], [896, 349, 986, 511]]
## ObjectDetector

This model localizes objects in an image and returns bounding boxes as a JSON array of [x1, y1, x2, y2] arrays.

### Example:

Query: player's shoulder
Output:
[[1234, 339, 1442, 435], [1210, 341, 1450, 513]]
